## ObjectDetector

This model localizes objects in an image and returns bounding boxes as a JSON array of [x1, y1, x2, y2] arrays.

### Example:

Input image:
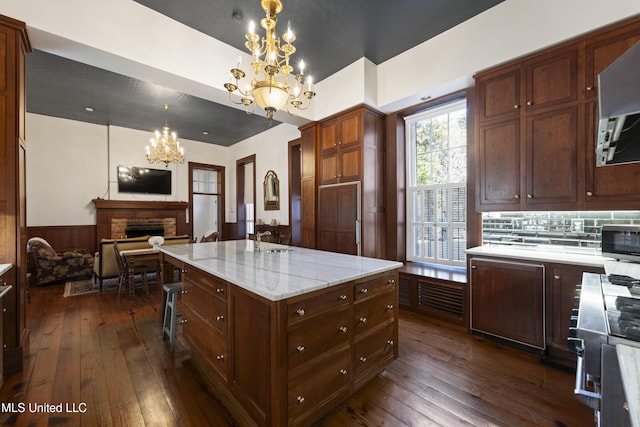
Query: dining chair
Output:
[[113, 241, 158, 297]]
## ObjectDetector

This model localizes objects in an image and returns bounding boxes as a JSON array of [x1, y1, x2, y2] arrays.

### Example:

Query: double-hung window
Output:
[[405, 99, 467, 267]]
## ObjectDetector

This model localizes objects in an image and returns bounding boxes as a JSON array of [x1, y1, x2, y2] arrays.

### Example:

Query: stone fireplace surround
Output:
[[92, 199, 189, 242]]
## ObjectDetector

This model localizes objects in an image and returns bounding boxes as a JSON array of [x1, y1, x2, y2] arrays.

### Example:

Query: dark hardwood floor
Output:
[[0, 281, 593, 426]]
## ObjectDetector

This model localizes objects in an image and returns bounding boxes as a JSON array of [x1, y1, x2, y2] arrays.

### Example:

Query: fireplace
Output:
[[92, 199, 189, 242], [125, 224, 165, 238]]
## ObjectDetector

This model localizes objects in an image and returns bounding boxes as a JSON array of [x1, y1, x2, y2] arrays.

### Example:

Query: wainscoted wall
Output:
[[483, 211, 640, 249], [27, 225, 96, 253]]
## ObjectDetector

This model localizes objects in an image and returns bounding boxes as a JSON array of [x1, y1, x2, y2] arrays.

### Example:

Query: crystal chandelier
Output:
[[146, 104, 185, 167], [224, 0, 315, 120]]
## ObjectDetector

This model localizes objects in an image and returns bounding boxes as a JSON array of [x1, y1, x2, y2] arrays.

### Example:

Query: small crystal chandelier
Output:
[[146, 104, 185, 167], [224, 0, 316, 120]]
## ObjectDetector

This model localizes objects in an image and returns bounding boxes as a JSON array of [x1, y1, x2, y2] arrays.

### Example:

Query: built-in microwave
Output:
[[601, 224, 640, 262]]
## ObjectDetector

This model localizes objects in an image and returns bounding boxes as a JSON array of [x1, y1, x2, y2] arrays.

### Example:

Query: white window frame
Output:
[[405, 99, 467, 267]]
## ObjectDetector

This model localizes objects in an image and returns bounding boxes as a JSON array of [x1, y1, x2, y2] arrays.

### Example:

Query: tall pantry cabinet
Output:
[[0, 15, 30, 377]]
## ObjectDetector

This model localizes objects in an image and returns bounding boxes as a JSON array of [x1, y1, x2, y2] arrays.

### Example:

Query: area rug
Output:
[[63, 277, 118, 297]]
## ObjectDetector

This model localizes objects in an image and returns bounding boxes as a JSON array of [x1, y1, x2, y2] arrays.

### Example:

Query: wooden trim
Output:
[[188, 162, 226, 240], [92, 199, 188, 210], [235, 155, 256, 239]]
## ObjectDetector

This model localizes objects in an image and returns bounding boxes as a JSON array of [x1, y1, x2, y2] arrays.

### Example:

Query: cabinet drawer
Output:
[[287, 285, 350, 326], [288, 347, 351, 426], [183, 307, 228, 381], [354, 322, 395, 381], [184, 267, 227, 301], [354, 290, 396, 337], [183, 279, 228, 337], [354, 273, 396, 301], [288, 306, 350, 370]]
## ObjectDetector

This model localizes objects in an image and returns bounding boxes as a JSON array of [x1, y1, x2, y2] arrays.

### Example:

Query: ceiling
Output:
[[25, 0, 504, 147]]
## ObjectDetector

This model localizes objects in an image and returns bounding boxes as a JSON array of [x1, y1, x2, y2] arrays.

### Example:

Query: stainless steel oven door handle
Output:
[[574, 349, 601, 410]]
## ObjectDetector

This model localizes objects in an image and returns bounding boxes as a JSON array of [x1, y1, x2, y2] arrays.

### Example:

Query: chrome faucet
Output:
[[254, 232, 266, 251]]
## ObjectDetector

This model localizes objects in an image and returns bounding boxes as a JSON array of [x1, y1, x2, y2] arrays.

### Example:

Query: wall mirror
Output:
[[264, 170, 280, 210]]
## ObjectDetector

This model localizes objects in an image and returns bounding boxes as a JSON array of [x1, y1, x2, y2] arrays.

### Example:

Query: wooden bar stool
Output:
[[162, 282, 182, 352]]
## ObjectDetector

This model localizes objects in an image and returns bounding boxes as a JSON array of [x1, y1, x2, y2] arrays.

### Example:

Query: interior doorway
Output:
[[189, 162, 225, 241], [236, 155, 256, 239]]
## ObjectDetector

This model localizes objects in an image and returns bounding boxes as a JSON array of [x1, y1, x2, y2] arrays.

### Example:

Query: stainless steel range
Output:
[[571, 272, 639, 426]]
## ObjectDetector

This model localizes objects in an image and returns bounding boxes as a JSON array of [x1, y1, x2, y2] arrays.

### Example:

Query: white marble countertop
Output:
[[466, 244, 614, 268], [0, 264, 12, 276], [160, 240, 402, 301], [617, 344, 640, 427]]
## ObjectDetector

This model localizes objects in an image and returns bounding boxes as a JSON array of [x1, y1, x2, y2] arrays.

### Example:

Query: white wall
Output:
[[26, 113, 230, 226]]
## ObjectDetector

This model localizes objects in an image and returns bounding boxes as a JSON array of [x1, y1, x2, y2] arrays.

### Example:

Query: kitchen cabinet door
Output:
[[470, 258, 545, 349], [546, 264, 603, 367], [476, 65, 522, 123], [319, 111, 362, 185], [584, 21, 640, 100], [584, 101, 640, 208], [317, 183, 359, 255], [524, 106, 579, 208], [477, 119, 521, 210], [524, 48, 578, 111]]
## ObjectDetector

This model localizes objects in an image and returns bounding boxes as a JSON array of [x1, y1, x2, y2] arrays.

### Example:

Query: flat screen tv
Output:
[[117, 165, 171, 195]]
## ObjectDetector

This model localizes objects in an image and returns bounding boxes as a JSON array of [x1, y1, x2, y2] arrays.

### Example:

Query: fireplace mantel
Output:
[[92, 199, 189, 242]]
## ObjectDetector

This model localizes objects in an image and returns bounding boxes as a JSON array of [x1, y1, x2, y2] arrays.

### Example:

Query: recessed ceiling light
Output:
[[85, 106, 94, 112], [202, 131, 209, 135]]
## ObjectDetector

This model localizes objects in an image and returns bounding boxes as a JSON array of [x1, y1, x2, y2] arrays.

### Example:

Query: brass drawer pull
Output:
[[296, 396, 305, 404], [182, 290, 188, 294], [339, 294, 347, 301], [216, 288, 225, 293], [359, 317, 367, 323], [339, 326, 348, 333], [216, 355, 224, 360], [387, 279, 395, 285], [360, 288, 368, 294], [296, 345, 305, 353], [386, 304, 394, 311], [387, 339, 394, 346], [296, 308, 305, 316], [359, 356, 367, 363], [181, 319, 188, 324], [339, 369, 347, 376], [216, 315, 224, 321]]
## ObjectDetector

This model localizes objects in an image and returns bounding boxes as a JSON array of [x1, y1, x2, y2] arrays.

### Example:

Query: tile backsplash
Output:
[[482, 211, 640, 250]]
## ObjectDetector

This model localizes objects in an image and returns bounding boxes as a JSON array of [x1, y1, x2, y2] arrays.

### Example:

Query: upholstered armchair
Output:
[[27, 237, 94, 286]]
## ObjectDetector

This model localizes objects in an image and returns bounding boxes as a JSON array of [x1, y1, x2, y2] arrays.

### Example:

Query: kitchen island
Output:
[[160, 240, 402, 427]]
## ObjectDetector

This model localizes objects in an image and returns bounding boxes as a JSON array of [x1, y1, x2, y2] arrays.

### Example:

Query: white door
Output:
[[193, 194, 219, 241]]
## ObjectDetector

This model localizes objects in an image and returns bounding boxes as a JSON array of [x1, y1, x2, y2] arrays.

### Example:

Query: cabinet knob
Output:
[[296, 308, 305, 316], [216, 288, 224, 294], [554, 275, 560, 280], [339, 368, 348, 376], [339, 326, 348, 333], [471, 265, 477, 269], [586, 191, 593, 196], [181, 319, 188, 324], [296, 396, 305, 404], [514, 194, 520, 199], [359, 356, 367, 363], [386, 304, 394, 311], [359, 317, 367, 323], [527, 193, 533, 199], [387, 339, 394, 346], [514, 104, 520, 110], [338, 294, 347, 301], [216, 355, 224, 360], [216, 315, 224, 321], [296, 345, 305, 353], [526, 101, 532, 106], [586, 86, 593, 91], [181, 269, 188, 274], [387, 279, 395, 285], [360, 288, 368, 294]]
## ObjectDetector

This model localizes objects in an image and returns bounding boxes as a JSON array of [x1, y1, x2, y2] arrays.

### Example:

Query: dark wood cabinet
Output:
[[300, 124, 317, 249], [545, 263, 604, 367], [319, 110, 361, 185], [476, 47, 580, 211], [167, 250, 399, 427], [469, 258, 545, 349], [315, 105, 386, 258], [0, 15, 30, 377], [476, 15, 640, 211]]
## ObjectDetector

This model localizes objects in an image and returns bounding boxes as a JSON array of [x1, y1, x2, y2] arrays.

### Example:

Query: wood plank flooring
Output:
[[0, 282, 594, 426]]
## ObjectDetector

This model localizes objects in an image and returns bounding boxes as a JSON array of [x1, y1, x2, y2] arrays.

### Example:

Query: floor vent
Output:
[[417, 280, 464, 317]]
